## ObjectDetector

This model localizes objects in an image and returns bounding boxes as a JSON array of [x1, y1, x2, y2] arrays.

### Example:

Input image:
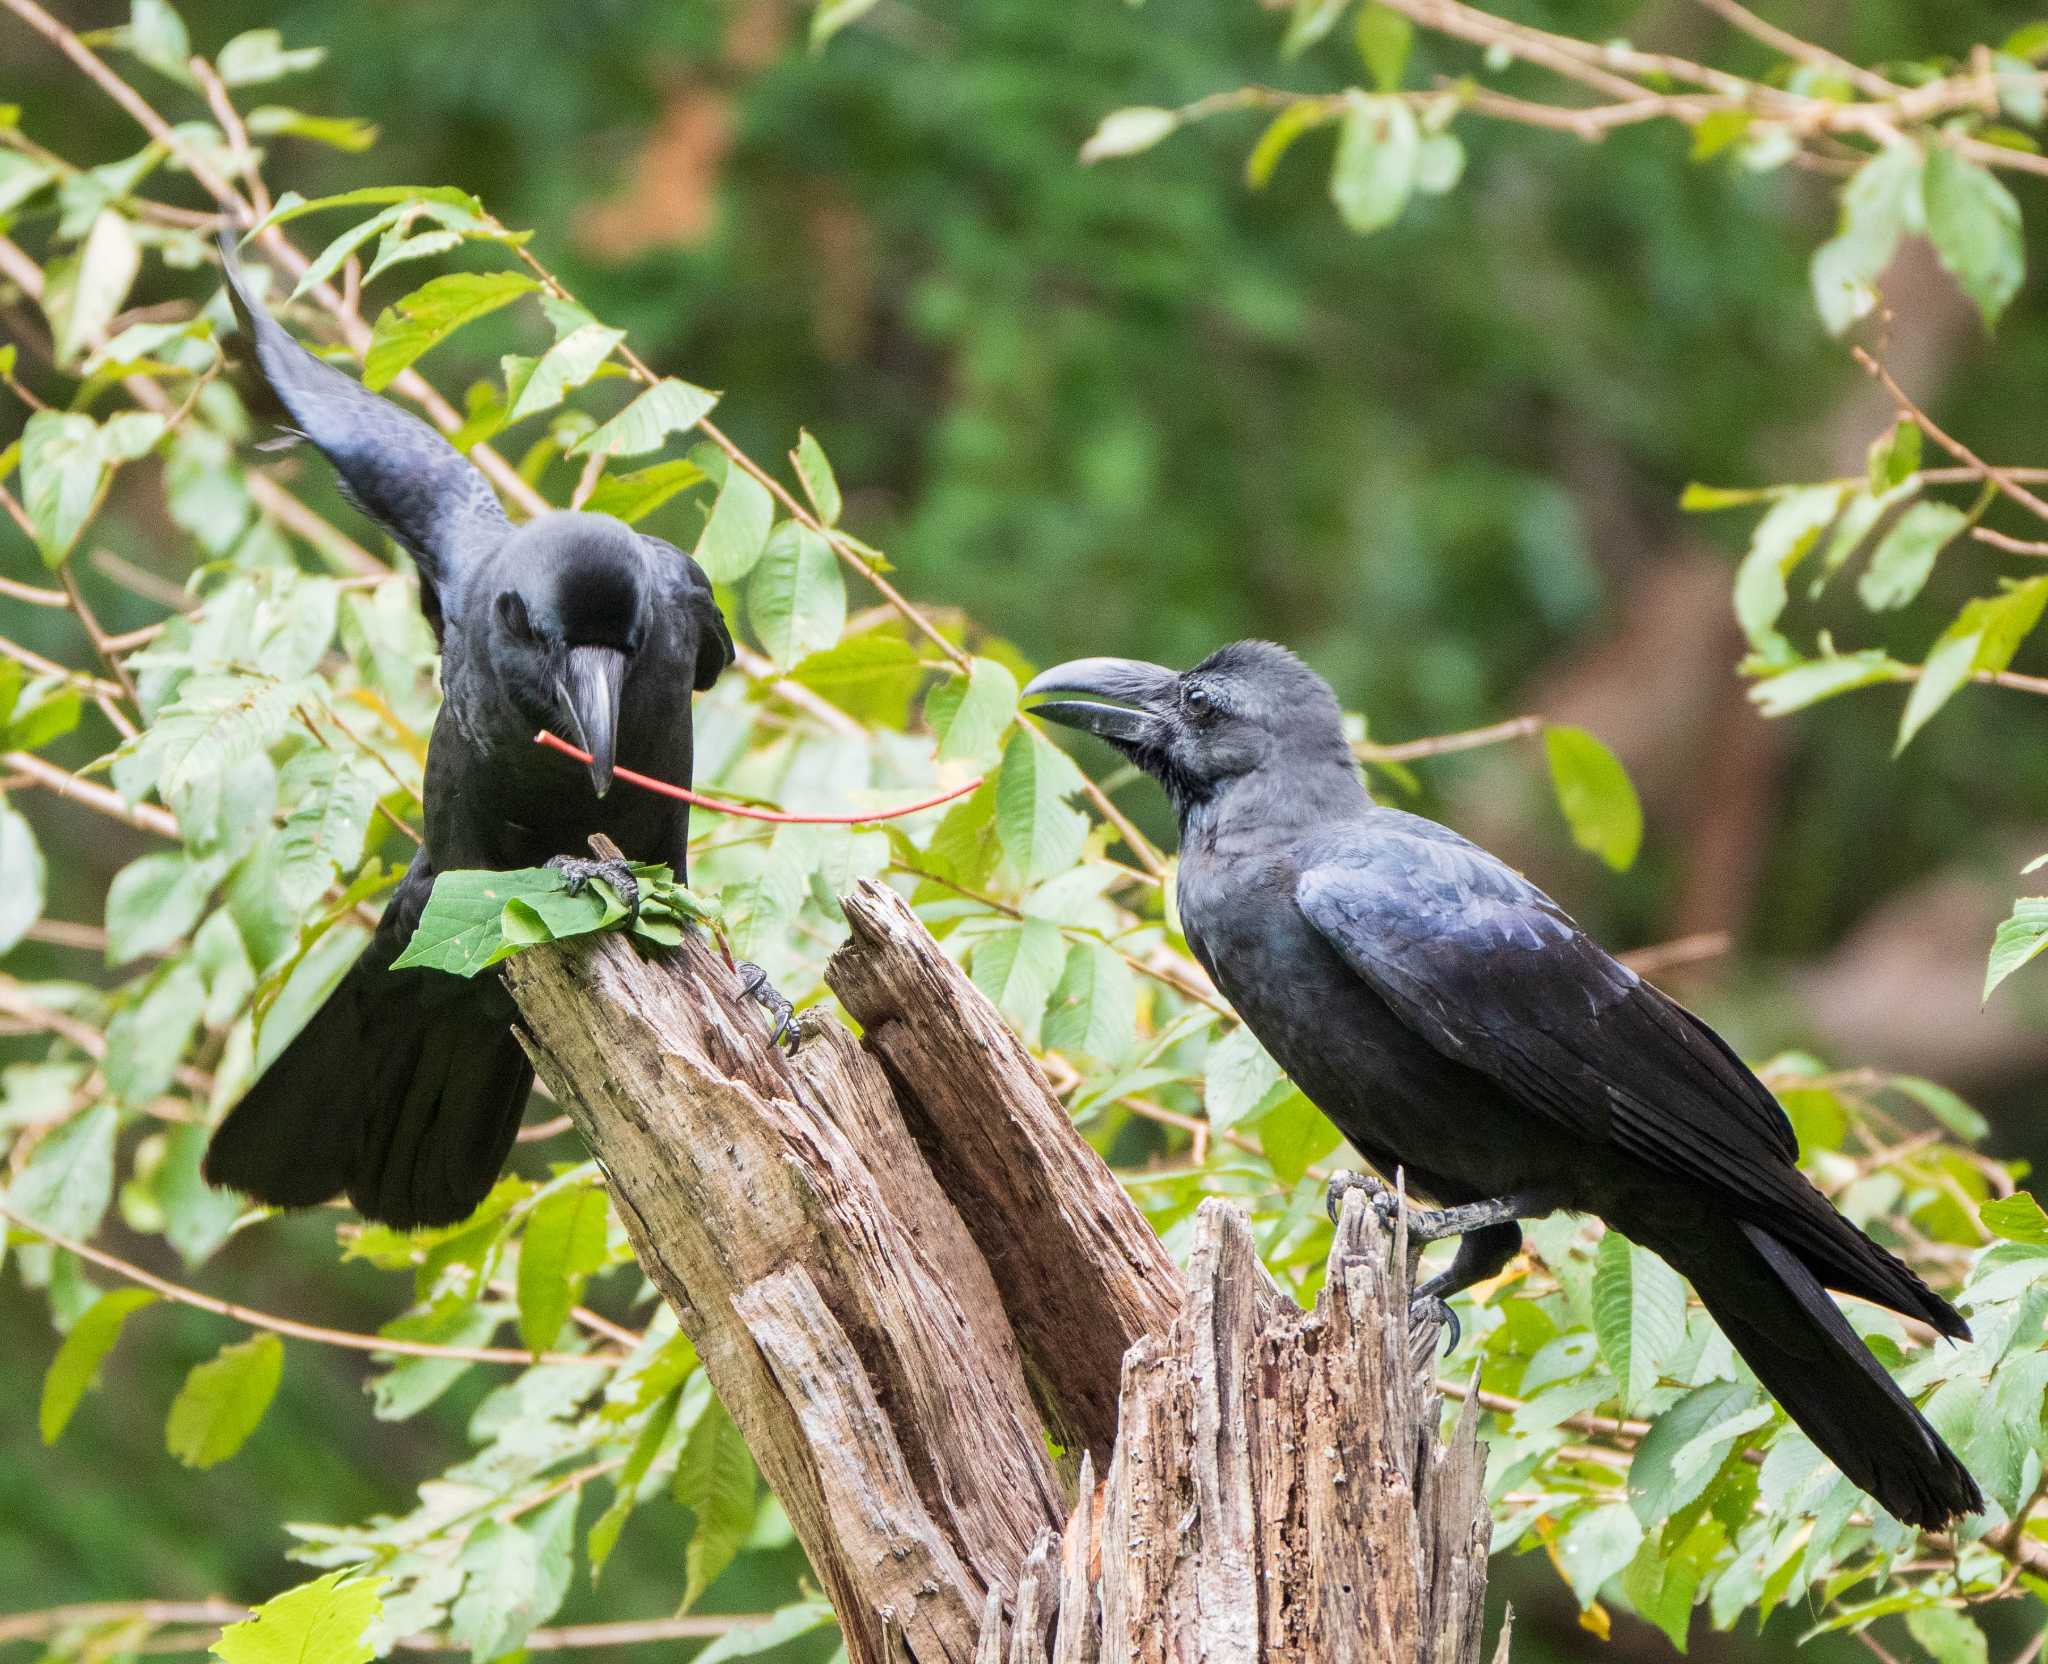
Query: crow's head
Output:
[[1023, 640, 1356, 814], [487, 512, 655, 796]]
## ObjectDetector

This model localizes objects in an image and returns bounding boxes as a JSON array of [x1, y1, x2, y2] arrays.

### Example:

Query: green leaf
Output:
[[0, 798, 46, 955], [1041, 940, 1137, 1065], [1280, 0, 1349, 58], [748, 522, 846, 669], [1809, 142, 1922, 336], [1592, 1231, 1687, 1413], [929, 657, 1019, 765], [1905, 1609, 1989, 1664], [59, 209, 142, 369], [1690, 108, 1753, 161], [1981, 1190, 2048, 1246], [1891, 1076, 1988, 1142], [1747, 650, 1901, 719], [1986, 896, 2048, 1000], [517, 1184, 611, 1353], [811, 0, 881, 50], [1543, 725, 1642, 871], [677, 1395, 757, 1610], [362, 272, 537, 392], [1079, 107, 1180, 166], [166, 1332, 284, 1468], [41, 1289, 156, 1443], [589, 1385, 683, 1578], [970, 919, 1067, 1034], [1923, 146, 2025, 329], [0, 151, 56, 215], [1858, 500, 1966, 611], [393, 867, 593, 976], [1256, 1090, 1342, 1184], [993, 730, 1087, 884], [582, 457, 707, 524], [8, 1104, 118, 1240], [1557, 1501, 1644, 1608], [1732, 485, 1845, 663], [244, 106, 378, 152], [449, 1520, 538, 1661], [792, 429, 842, 526], [20, 410, 106, 566], [789, 635, 924, 725], [694, 466, 775, 583], [1628, 1380, 1756, 1527], [370, 1297, 499, 1421], [125, 0, 193, 84], [213, 1574, 382, 1664], [1205, 1022, 1291, 1134], [104, 960, 206, 1108], [1899, 576, 2048, 751], [505, 322, 624, 422], [1354, 3, 1412, 90], [1869, 418, 1923, 493], [214, 29, 325, 86], [1246, 102, 1330, 189], [1329, 94, 1419, 234], [690, 1601, 836, 1664], [570, 377, 720, 458]]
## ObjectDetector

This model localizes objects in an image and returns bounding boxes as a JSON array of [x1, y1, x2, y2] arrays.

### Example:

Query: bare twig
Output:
[[4, 749, 179, 838]]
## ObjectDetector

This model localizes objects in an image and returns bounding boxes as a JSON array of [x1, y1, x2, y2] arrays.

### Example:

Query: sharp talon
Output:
[[1411, 1295, 1459, 1357], [547, 854, 641, 920], [735, 961, 799, 1054]]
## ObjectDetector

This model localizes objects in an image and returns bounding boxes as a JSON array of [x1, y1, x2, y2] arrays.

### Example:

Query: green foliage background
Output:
[[9, 2, 2048, 1661]]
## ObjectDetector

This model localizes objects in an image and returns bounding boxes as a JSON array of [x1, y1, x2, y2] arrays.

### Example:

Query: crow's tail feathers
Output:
[[203, 947, 532, 1231], [1674, 1220, 1981, 1531]]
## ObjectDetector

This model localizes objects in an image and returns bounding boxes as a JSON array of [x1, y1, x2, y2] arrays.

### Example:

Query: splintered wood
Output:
[[505, 870, 1493, 1664]]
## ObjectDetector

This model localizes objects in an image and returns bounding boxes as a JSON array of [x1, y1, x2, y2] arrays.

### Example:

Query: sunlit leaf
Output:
[[676, 1395, 757, 1610], [1923, 146, 2025, 329], [1080, 107, 1179, 166], [166, 1333, 283, 1468], [1329, 93, 1419, 234], [517, 1183, 610, 1353], [1544, 725, 1642, 871], [569, 376, 720, 458], [41, 1289, 156, 1444], [748, 522, 845, 668], [362, 271, 537, 392]]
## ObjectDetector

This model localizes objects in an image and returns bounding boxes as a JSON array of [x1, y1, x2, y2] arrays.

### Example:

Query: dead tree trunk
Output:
[[503, 876, 1495, 1663]]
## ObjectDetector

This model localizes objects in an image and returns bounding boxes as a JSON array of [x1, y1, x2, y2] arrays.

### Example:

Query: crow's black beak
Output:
[[1022, 657, 1177, 746], [556, 645, 628, 796]]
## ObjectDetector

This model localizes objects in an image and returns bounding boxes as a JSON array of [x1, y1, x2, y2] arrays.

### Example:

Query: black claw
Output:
[[1411, 1295, 1460, 1358], [547, 854, 640, 920], [736, 961, 800, 1055]]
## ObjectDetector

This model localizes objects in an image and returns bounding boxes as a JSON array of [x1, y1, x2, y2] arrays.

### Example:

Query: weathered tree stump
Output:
[[503, 874, 1495, 1662]]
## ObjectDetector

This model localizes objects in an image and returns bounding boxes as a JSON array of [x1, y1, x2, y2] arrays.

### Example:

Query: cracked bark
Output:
[[504, 873, 1494, 1662]]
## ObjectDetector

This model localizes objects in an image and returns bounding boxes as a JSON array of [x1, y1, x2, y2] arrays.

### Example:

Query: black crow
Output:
[[202, 237, 743, 1228], [1025, 640, 1981, 1529]]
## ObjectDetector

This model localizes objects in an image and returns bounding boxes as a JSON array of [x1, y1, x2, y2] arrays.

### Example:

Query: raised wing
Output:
[[1294, 812, 1800, 1194], [218, 235, 511, 640]]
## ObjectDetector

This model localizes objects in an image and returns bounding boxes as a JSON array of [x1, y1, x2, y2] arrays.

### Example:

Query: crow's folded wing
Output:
[[640, 535, 735, 691], [218, 235, 510, 640], [1294, 814, 1800, 1199]]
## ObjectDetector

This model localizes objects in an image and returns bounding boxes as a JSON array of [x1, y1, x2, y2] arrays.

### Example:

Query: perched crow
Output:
[[1025, 641, 1981, 1529], [202, 237, 744, 1228]]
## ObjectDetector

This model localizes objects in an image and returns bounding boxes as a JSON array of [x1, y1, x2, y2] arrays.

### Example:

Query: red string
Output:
[[533, 729, 983, 825]]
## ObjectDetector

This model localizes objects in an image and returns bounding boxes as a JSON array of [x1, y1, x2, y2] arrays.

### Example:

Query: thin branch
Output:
[[0, 573, 70, 608], [4, 749, 179, 838], [1616, 930, 1732, 976], [1971, 526, 2048, 557], [57, 563, 142, 708], [1854, 346, 2048, 525], [1690, 0, 1904, 101], [1357, 713, 1544, 763]]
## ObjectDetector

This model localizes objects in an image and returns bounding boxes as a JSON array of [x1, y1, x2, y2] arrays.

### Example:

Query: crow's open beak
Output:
[[1022, 657, 1177, 746], [556, 646, 628, 796]]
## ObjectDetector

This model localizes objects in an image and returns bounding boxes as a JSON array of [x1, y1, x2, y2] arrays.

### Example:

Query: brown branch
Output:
[[0, 572, 70, 608], [1854, 346, 2048, 526], [57, 564, 142, 708], [0, 1203, 621, 1369], [1690, 0, 1904, 100], [4, 749, 179, 838], [1358, 713, 1544, 763], [1972, 527, 2048, 557]]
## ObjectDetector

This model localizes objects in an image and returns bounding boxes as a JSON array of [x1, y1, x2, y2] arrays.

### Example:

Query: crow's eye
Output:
[[1183, 684, 1214, 717]]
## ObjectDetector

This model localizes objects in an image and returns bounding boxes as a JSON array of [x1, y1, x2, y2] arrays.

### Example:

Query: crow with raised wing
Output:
[[1025, 641, 1980, 1529], [202, 236, 752, 1228]]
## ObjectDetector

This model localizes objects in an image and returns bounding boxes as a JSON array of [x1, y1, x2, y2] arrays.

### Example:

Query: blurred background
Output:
[[5, 0, 2046, 1657]]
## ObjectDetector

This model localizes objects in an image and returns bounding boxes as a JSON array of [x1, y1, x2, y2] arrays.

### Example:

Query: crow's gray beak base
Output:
[[1022, 657, 1177, 745], [557, 645, 628, 797]]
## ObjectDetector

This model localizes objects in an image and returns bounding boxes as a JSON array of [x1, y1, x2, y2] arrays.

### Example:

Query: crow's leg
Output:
[[1326, 1170, 1524, 1357], [734, 961, 800, 1055], [546, 855, 640, 920]]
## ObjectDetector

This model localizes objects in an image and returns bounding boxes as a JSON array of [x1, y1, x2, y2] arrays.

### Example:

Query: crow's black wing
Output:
[[639, 534, 735, 691], [218, 235, 510, 640], [1294, 811, 1800, 1191]]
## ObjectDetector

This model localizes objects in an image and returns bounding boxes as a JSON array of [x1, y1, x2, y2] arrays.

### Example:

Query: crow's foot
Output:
[[1326, 1168, 1400, 1229], [1410, 1292, 1460, 1359], [547, 854, 640, 920], [736, 961, 800, 1054]]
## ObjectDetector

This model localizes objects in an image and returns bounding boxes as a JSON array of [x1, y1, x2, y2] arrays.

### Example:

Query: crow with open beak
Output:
[[201, 236, 751, 1229], [1024, 641, 1981, 1531]]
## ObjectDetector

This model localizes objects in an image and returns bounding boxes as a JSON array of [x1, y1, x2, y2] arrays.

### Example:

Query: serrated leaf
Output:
[[1543, 725, 1642, 871], [969, 919, 1067, 1034], [448, 1510, 567, 1663], [166, 1332, 283, 1468], [506, 322, 624, 422], [789, 635, 923, 724], [9, 1104, 118, 1240], [393, 867, 603, 976], [1557, 1501, 1644, 1608], [1900, 577, 2048, 751], [994, 730, 1087, 884], [1906, 1609, 1989, 1664], [1041, 940, 1137, 1065], [928, 658, 1018, 765], [1628, 1380, 1755, 1527], [747, 522, 845, 669], [362, 272, 537, 392], [1986, 896, 2048, 1001], [1924, 146, 2025, 329], [582, 457, 707, 524], [41, 1289, 156, 1443], [1732, 485, 1844, 663], [212, 1574, 382, 1664], [1593, 1231, 1687, 1413], [1080, 106, 1179, 166], [677, 1396, 757, 1610], [517, 1184, 610, 1353], [589, 1385, 682, 1578], [20, 410, 106, 567], [570, 377, 720, 458], [1205, 1022, 1291, 1134], [694, 466, 775, 583], [1747, 650, 1901, 719], [1857, 500, 1966, 611], [1810, 142, 1923, 336], [104, 960, 206, 1108], [1981, 1190, 2048, 1246], [792, 429, 842, 526], [0, 798, 46, 955], [1330, 93, 1419, 234]]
